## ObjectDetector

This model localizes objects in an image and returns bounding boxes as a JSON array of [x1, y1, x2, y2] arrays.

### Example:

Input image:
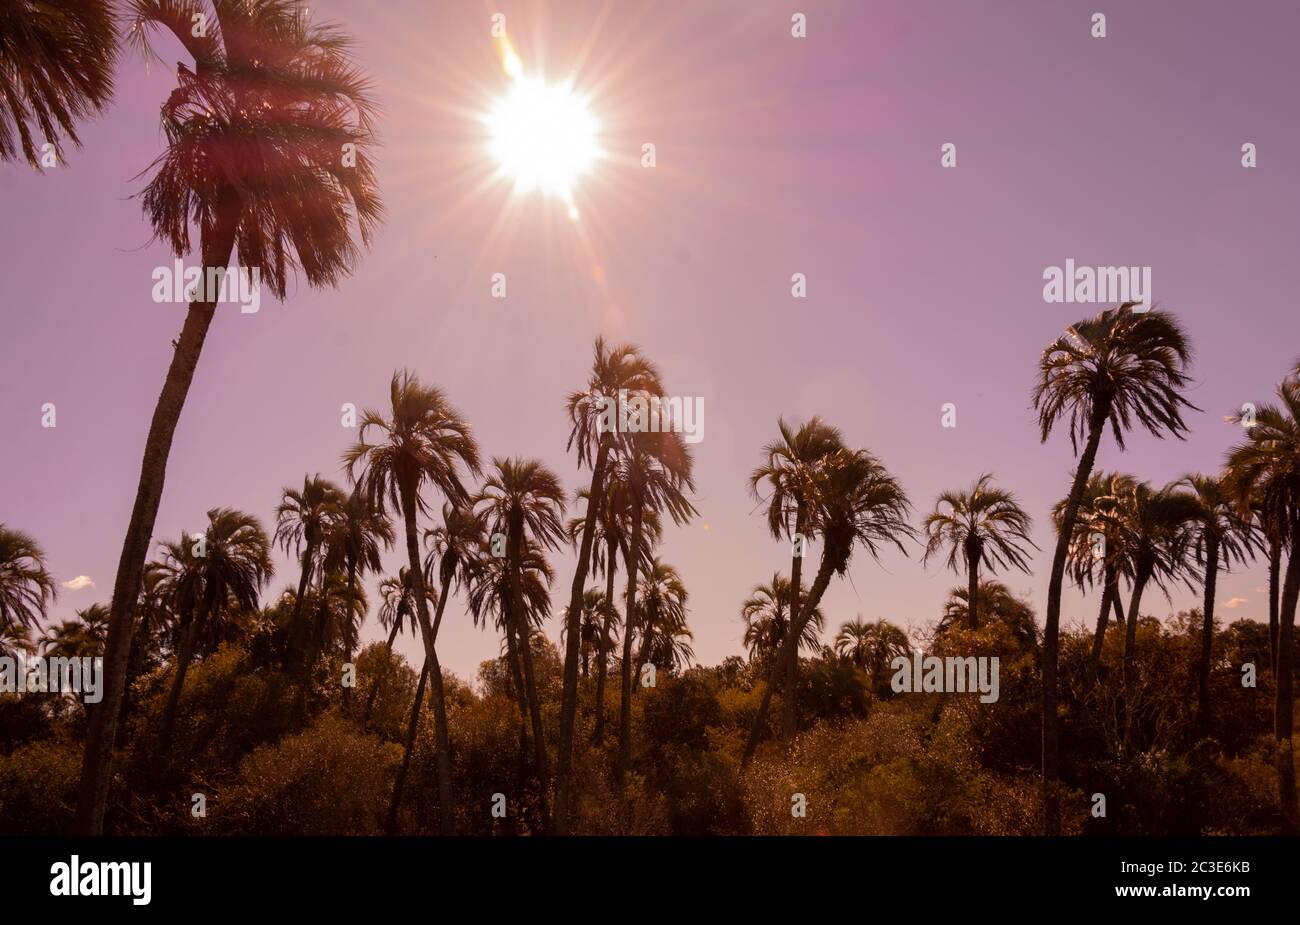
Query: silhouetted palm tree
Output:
[[360, 566, 431, 729], [275, 475, 344, 680], [0, 525, 56, 636], [80, 0, 381, 834], [560, 588, 607, 678], [1032, 303, 1195, 834], [0, 0, 116, 166], [750, 417, 846, 740], [922, 473, 1036, 629], [834, 617, 909, 689], [741, 574, 824, 665], [556, 338, 664, 829], [345, 370, 480, 835], [938, 581, 1039, 649], [743, 447, 913, 766], [322, 490, 392, 710], [40, 604, 109, 659], [635, 558, 691, 675]]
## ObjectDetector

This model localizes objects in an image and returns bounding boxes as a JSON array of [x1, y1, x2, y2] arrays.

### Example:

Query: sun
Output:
[[485, 64, 600, 210]]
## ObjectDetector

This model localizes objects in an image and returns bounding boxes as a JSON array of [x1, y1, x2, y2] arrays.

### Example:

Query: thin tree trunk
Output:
[[1196, 538, 1219, 729], [1122, 564, 1152, 753], [617, 505, 644, 780], [592, 535, 618, 745], [1269, 538, 1281, 674], [155, 616, 200, 757], [398, 480, 453, 835], [508, 513, 550, 821], [385, 659, 428, 833], [967, 539, 981, 630], [1088, 569, 1116, 679], [75, 196, 240, 835], [343, 561, 358, 713], [780, 503, 808, 740], [504, 615, 531, 768], [1275, 524, 1299, 833], [1040, 408, 1107, 836], [286, 543, 316, 672], [361, 616, 403, 730], [555, 436, 611, 831]]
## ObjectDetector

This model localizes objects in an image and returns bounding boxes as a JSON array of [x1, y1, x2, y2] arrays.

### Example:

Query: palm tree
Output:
[[40, 604, 109, 659], [344, 370, 480, 836], [385, 578, 438, 834], [474, 457, 567, 812], [556, 338, 664, 829], [743, 447, 913, 766], [922, 474, 1036, 630], [938, 581, 1039, 649], [275, 475, 345, 681], [560, 588, 607, 678], [612, 431, 697, 781], [78, 0, 381, 834], [0, 526, 56, 636], [360, 566, 431, 728], [1224, 364, 1300, 832], [834, 616, 909, 688], [322, 490, 392, 710], [156, 508, 272, 755], [1031, 302, 1195, 834], [0, 623, 31, 659], [635, 558, 691, 675], [750, 417, 846, 740], [741, 574, 824, 665], [1180, 473, 1259, 725], [0, 0, 116, 166]]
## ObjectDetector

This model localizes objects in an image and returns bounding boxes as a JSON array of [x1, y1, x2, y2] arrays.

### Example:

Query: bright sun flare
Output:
[[486, 68, 600, 211]]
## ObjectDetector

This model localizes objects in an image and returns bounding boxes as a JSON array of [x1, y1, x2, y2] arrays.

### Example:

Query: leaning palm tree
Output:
[[0, 525, 57, 636], [79, 1, 381, 834], [834, 616, 909, 687], [344, 370, 479, 836], [612, 431, 697, 782], [0, 0, 116, 166], [922, 473, 1036, 629], [556, 338, 664, 828], [1224, 365, 1300, 832], [743, 447, 914, 767], [275, 475, 345, 676], [750, 418, 845, 740], [474, 457, 567, 811], [1180, 473, 1259, 725], [156, 508, 272, 755], [1031, 302, 1195, 834], [635, 558, 690, 675], [741, 573, 824, 665], [321, 489, 392, 710]]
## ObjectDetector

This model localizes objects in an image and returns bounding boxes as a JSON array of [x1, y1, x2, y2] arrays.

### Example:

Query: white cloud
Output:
[[1222, 597, 1248, 610], [62, 575, 95, 591]]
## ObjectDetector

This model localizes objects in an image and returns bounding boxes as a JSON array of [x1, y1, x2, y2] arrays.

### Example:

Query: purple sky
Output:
[[4, 0, 1299, 682]]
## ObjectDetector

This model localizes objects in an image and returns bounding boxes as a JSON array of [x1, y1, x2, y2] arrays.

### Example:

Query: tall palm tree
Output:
[[474, 457, 566, 813], [321, 490, 392, 710], [556, 338, 664, 829], [612, 431, 697, 781], [635, 558, 691, 675], [344, 370, 480, 836], [360, 566, 431, 728], [1225, 364, 1300, 832], [743, 447, 913, 766], [922, 473, 1036, 629], [750, 417, 846, 740], [1031, 302, 1195, 834], [79, 0, 381, 833], [0, 0, 116, 166], [1180, 473, 1259, 725], [834, 616, 909, 687], [385, 578, 438, 834], [0, 525, 56, 636], [741, 573, 824, 665], [275, 475, 345, 678], [156, 508, 272, 755]]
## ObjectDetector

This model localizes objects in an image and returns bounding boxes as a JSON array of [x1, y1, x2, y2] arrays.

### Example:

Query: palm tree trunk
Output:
[[1196, 538, 1220, 729], [967, 540, 981, 630], [293, 587, 329, 726], [361, 616, 403, 729], [508, 514, 550, 814], [156, 611, 202, 757], [423, 571, 456, 832], [592, 535, 618, 744], [1122, 564, 1152, 752], [780, 503, 808, 741], [742, 542, 838, 768], [343, 562, 358, 712], [286, 543, 316, 672], [504, 615, 531, 766], [555, 435, 612, 830], [1088, 569, 1116, 679], [385, 659, 428, 833], [1041, 407, 1108, 835], [397, 480, 453, 835], [75, 193, 241, 835], [1269, 537, 1281, 674], [617, 505, 644, 780], [1275, 523, 1299, 833]]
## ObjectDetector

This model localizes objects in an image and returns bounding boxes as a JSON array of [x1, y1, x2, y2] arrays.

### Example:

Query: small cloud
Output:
[[62, 575, 95, 591], [1222, 597, 1248, 610]]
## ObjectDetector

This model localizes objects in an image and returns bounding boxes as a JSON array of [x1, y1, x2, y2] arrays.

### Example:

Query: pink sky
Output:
[[3, 0, 1299, 682]]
